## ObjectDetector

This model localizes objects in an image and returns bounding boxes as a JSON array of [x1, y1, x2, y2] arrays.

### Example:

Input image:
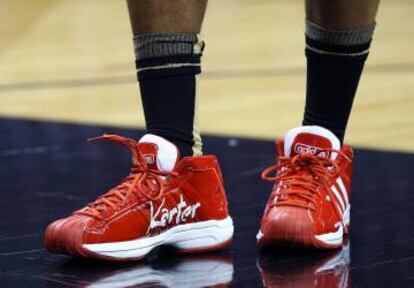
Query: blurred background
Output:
[[1, 0, 413, 151]]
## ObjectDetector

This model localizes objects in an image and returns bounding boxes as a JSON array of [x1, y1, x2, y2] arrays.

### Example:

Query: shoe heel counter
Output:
[[183, 156, 229, 220], [210, 156, 230, 214]]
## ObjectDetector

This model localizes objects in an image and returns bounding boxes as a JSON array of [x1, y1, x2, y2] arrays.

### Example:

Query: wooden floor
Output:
[[1, 0, 414, 152]]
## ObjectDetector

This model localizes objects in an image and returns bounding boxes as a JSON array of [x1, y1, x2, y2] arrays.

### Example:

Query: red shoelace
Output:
[[261, 150, 350, 210], [75, 134, 178, 220]]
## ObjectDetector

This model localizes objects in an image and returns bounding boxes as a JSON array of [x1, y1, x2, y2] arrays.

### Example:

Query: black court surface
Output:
[[1, 118, 414, 287]]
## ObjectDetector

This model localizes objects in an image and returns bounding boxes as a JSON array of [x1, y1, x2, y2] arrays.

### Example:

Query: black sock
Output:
[[134, 33, 203, 157], [303, 21, 376, 143]]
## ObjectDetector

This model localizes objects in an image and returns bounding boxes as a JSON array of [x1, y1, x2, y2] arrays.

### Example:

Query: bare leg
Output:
[[306, 0, 380, 29], [127, 0, 207, 34]]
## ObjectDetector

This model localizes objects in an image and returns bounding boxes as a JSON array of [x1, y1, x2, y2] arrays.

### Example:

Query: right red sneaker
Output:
[[44, 134, 233, 261], [258, 126, 353, 249]]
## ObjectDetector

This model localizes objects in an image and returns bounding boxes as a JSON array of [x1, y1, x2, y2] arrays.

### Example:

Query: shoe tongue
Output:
[[284, 126, 340, 160], [137, 134, 179, 171]]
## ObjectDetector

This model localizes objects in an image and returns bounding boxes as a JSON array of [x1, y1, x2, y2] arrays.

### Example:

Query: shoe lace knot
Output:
[[75, 134, 178, 220], [261, 150, 350, 210]]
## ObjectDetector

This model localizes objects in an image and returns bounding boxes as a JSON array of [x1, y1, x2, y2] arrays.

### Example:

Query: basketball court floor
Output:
[[1, 0, 414, 287]]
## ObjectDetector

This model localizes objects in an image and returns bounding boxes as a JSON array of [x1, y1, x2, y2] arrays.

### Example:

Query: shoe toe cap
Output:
[[44, 215, 92, 257], [260, 206, 317, 247]]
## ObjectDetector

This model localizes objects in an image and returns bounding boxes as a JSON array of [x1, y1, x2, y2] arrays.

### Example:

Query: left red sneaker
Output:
[[257, 126, 353, 249], [44, 134, 233, 261]]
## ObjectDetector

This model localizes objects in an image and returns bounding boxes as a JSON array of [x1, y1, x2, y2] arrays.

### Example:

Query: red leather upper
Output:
[[74, 155, 229, 244], [260, 140, 353, 246]]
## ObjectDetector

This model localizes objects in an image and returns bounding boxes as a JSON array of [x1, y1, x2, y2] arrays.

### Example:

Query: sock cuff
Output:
[[134, 33, 204, 60], [306, 20, 376, 46]]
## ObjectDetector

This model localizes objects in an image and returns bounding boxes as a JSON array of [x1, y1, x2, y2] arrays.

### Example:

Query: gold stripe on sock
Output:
[[192, 75, 203, 156], [136, 63, 201, 73], [306, 44, 370, 57], [191, 35, 203, 156]]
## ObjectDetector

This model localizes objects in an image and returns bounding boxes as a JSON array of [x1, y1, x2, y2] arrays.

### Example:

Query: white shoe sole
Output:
[[83, 217, 234, 260]]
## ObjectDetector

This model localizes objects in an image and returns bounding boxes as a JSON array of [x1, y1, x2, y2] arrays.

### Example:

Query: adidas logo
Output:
[[294, 143, 329, 158], [143, 154, 155, 165]]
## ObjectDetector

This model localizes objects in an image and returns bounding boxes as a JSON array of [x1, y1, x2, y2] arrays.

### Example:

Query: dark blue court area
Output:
[[1, 118, 413, 287]]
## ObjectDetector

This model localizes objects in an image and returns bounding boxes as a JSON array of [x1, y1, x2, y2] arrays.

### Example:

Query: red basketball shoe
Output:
[[257, 126, 353, 249], [44, 134, 233, 261]]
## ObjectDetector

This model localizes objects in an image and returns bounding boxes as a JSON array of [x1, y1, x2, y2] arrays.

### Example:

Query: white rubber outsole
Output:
[[83, 217, 234, 259]]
